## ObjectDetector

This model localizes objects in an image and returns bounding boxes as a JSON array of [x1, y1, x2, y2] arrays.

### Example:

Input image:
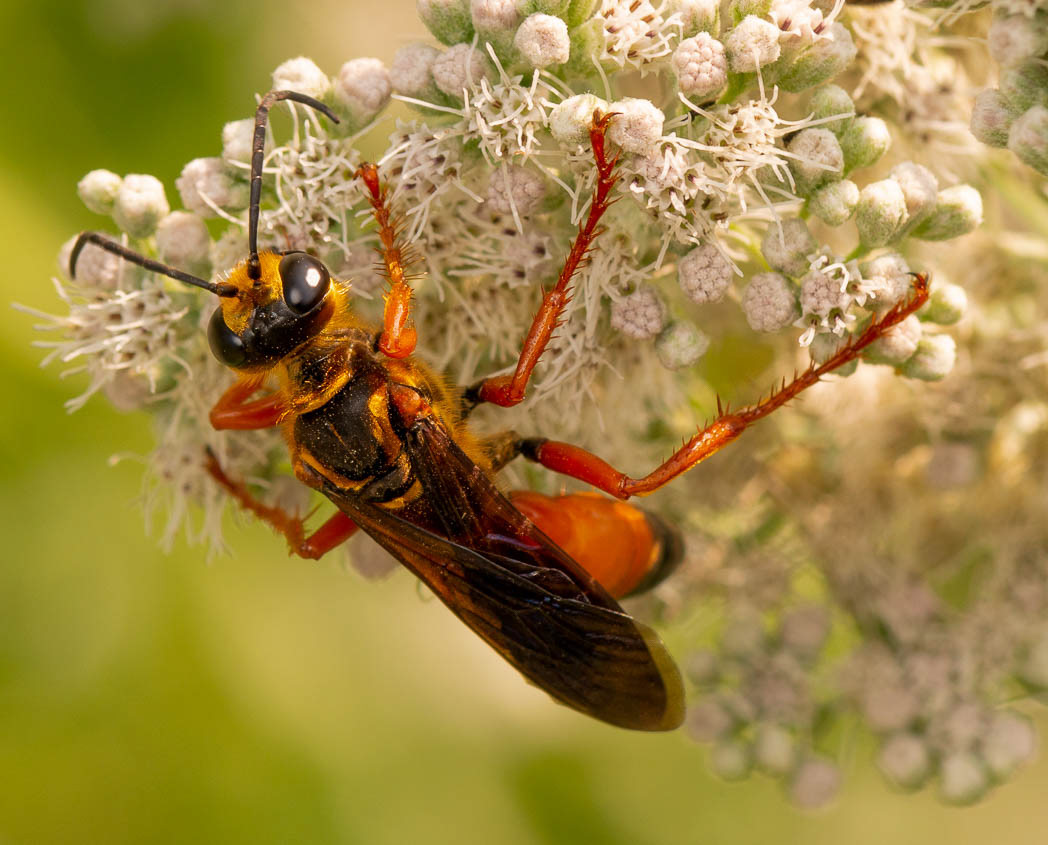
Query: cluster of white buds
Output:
[[30, 0, 1048, 813], [970, 8, 1048, 175]]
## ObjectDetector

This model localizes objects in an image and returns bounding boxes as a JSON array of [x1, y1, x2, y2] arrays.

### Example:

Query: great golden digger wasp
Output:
[[71, 90, 929, 731]]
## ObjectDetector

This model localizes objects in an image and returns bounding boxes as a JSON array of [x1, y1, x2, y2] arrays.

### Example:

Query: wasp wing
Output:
[[319, 416, 684, 731]]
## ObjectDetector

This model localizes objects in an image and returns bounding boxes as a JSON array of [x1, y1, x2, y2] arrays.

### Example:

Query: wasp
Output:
[[71, 90, 929, 731]]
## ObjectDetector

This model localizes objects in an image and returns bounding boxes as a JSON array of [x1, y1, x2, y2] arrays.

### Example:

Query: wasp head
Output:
[[207, 250, 337, 371]]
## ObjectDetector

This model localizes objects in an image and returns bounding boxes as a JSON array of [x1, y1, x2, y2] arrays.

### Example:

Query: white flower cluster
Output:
[[31, 0, 1048, 811]]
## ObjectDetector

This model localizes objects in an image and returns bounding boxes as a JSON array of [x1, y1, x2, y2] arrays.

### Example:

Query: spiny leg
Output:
[[463, 111, 620, 411], [204, 449, 358, 559], [357, 163, 417, 359], [513, 275, 931, 499]]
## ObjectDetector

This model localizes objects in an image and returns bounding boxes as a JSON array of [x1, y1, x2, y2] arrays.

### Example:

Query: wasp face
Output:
[[208, 251, 334, 370]]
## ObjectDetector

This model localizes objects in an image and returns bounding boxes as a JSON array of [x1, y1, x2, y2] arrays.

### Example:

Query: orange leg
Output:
[[518, 275, 931, 499], [209, 377, 287, 430], [465, 111, 620, 409], [205, 449, 358, 559], [357, 163, 417, 360]]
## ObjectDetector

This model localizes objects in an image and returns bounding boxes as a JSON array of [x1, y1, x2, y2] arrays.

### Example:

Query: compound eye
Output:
[[279, 252, 330, 314], [207, 308, 247, 368]]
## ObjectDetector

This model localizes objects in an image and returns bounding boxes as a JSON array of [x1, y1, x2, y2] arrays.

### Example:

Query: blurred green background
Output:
[[3, 0, 1047, 842]]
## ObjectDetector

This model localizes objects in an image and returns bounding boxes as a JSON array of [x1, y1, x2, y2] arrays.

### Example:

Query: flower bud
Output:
[[787, 128, 844, 195], [417, 0, 474, 45], [970, 89, 1015, 148], [514, 13, 571, 68], [809, 179, 858, 225], [390, 44, 442, 99], [901, 334, 957, 381], [656, 320, 710, 369], [861, 252, 911, 310], [564, 0, 600, 27], [711, 740, 754, 781], [113, 173, 170, 238], [103, 371, 152, 413], [922, 282, 967, 325], [840, 115, 891, 173], [983, 711, 1036, 780], [334, 58, 392, 128], [522, 0, 570, 15], [743, 272, 798, 331], [729, 0, 771, 23], [77, 169, 122, 215], [891, 162, 938, 223], [999, 61, 1048, 114], [811, 333, 858, 375], [432, 43, 489, 98], [673, 33, 728, 100], [667, 0, 719, 36], [864, 314, 922, 364], [471, 0, 522, 53], [156, 211, 212, 278], [789, 757, 840, 809], [1008, 105, 1048, 176], [988, 14, 1048, 68], [679, 242, 733, 303], [754, 724, 796, 776], [611, 285, 666, 339], [725, 16, 781, 73], [687, 697, 735, 741], [809, 84, 854, 136], [59, 235, 121, 289], [911, 185, 983, 241], [761, 218, 816, 277], [855, 179, 908, 248], [607, 98, 665, 155], [486, 164, 546, 215], [775, 23, 856, 93], [176, 158, 248, 218], [939, 752, 989, 805], [211, 228, 249, 275], [550, 93, 610, 145], [221, 118, 254, 164], [272, 57, 331, 100], [877, 734, 931, 790]]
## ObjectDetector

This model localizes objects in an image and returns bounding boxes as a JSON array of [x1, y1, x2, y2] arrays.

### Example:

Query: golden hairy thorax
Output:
[[218, 252, 493, 479]]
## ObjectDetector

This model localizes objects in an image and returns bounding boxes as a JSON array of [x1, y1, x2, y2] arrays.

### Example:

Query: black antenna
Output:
[[70, 232, 238, 297], [247, 90, 340, 281]]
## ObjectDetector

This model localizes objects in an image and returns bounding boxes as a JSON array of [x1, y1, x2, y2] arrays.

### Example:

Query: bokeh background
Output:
[[3, 0, 1047, 842]]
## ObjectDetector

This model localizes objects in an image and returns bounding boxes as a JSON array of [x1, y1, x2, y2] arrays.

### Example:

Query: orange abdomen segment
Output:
[[509, 491, 683, 599]]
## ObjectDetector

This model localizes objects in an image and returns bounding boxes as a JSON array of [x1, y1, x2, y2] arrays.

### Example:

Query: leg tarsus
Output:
[[204, 448, 358, 559]]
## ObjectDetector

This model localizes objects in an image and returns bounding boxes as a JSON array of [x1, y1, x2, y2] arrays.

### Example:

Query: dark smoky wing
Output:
[[402, 417, 621, 607], [319, 415, 683, 730], [337, 492, 683, 731]]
